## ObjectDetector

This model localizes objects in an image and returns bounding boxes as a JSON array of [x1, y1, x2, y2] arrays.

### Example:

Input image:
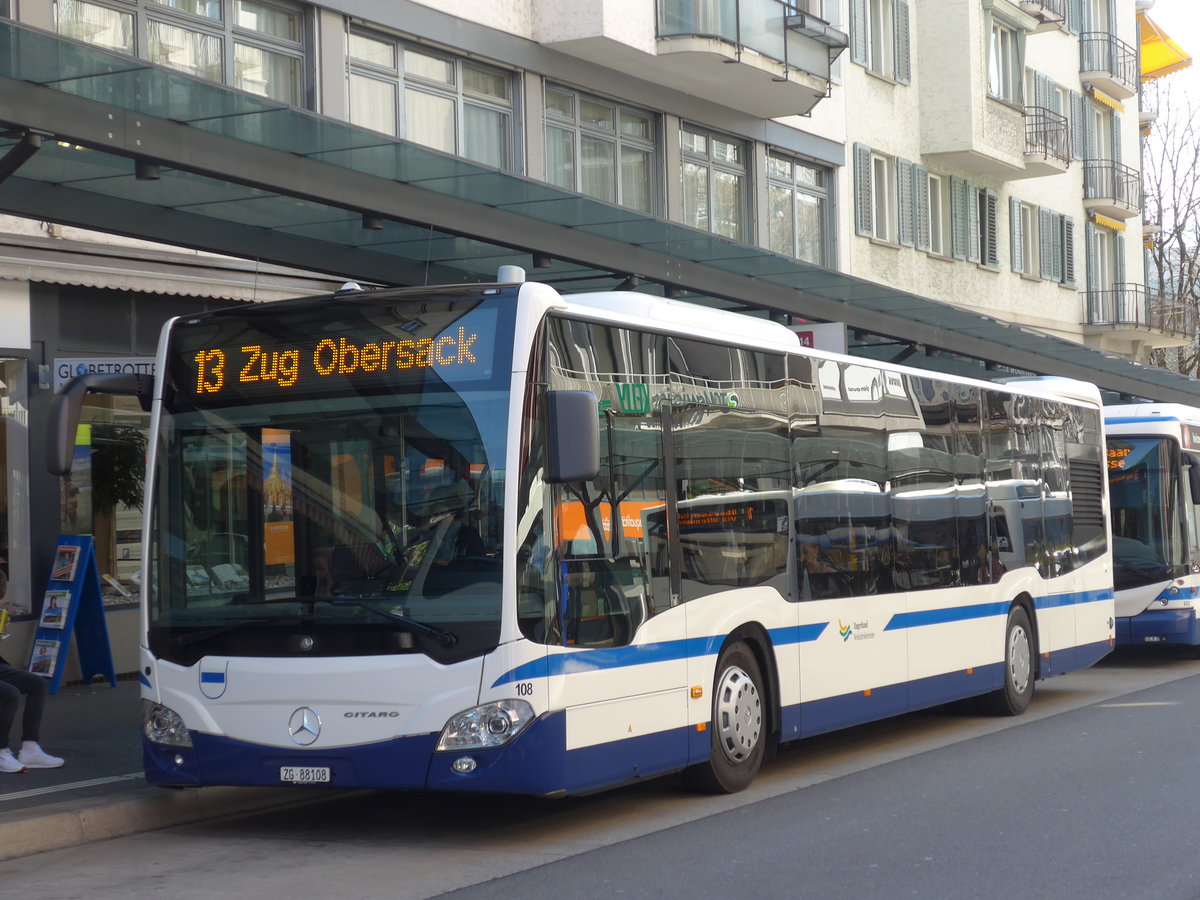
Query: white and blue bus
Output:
[[49, 270, 1114, 795], [1104, 404, 1200, 648]]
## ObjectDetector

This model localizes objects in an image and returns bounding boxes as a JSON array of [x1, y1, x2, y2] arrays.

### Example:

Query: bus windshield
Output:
[[148, 291, 515, 665], [1107, 436, 1186, 589]]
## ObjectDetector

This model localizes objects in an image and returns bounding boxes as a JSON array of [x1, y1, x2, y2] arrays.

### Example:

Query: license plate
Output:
[[279, 766, 331, 784], [1144, 636, 1165, 643]]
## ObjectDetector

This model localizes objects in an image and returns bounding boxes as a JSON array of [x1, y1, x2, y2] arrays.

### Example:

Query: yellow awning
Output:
[[1091, 212, 1127, 233], [1090, 87, 1125, 112], [1140, 11, 1192, 81]]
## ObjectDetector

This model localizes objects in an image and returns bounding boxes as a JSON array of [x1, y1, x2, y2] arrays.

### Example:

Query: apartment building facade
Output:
[[0, 0, 1192, 661]]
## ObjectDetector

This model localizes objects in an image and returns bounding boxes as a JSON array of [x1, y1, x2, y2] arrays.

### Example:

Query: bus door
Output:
[[543, 400, 688, 775]]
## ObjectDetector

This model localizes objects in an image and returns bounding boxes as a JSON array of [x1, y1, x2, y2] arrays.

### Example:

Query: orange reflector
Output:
[[863, 688, 871, 697], [966, 668, 974, 675], [1043, 652, 1050, 659], [696, 722, 707, 732], [690, 686, 704, 699]]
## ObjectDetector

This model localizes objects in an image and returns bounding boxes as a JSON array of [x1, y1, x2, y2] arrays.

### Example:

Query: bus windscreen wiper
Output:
[[317, 597, 458, 648], [170, 617, 275, 650]]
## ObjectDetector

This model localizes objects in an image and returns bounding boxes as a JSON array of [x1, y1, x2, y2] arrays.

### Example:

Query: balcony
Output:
[[1083, 159, 1140, 219], [1023, 106, 1069, 177], [654, 0, 845, 116], [1081, 285, 1195, 354], [1079, 31, 1138, 100], [1019, 0, 1066, 32]]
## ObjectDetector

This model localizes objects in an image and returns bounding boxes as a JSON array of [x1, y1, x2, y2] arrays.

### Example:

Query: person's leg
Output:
[[0, 666, 62, 768], [0, 677, 19, 750]]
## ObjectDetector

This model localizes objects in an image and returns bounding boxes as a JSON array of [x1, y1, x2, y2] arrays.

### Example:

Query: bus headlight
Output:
[[143, 701, 193, 748], [436, 699, 535, 751]]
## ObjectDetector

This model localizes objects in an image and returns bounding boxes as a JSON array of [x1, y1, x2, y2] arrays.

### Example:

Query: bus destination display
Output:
[[192, 327, 482, 395]]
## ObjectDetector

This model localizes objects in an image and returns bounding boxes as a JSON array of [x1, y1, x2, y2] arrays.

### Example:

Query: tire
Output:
[[980, 605, 1035, 716], [683, 641, 766, 794]]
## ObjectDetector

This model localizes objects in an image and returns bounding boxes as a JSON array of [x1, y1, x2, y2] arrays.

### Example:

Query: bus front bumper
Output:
[[1116, 607, 1198, 646]]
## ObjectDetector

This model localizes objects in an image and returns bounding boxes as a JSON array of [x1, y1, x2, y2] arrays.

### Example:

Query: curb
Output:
[[0, 783, 359, 861]]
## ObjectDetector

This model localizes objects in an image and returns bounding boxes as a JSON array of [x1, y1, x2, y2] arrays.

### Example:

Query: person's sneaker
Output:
[[0, 748, 25, 773], [17, 743, 63, 769]]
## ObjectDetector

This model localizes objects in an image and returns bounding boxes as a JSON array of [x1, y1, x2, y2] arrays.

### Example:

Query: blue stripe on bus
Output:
[[1104, 416, 1185, 424], [490, 622, 828, 688], [884, 588, 1113, 631]]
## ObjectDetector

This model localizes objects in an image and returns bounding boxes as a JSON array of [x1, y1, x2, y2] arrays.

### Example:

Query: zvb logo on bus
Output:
[[192, 328, 480, 394]]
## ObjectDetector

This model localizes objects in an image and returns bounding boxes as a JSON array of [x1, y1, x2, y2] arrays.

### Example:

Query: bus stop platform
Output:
[[0, 679, 336, 861]]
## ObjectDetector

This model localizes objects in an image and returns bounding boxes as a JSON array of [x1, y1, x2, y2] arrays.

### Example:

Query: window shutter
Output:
[[894, 0, 912, 84], [1106, 0, 1116, 35], [1111, 113, 1122, 164], [1010, 197, 1024, 273], [1062, 215, 1076, 285], [984, 189, 998, 267], [1070, 91, 1085, 159], [967, 184, 981, 263], [950, 177, 967, 260], [854, 143, 873, 236], [1115, 232, 1125, 286], [1068, 0, 1082, 34], [914, 164, 930, 251], [897, 158, 914, 247], [849, 0, 868, 67], [1039, 207, 1054, 278], [1049, 212, 1063, 282]]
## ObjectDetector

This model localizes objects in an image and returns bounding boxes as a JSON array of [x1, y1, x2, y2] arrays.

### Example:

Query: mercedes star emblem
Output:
[[288, 707, 321, 746]]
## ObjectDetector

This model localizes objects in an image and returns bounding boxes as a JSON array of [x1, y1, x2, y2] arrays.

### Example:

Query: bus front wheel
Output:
[[981, 605, 1034, 716], [683, 641, 765, 794]]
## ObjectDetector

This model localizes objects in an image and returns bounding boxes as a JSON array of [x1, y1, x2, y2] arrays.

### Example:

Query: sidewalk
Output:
[[0, 679, 338, 861]]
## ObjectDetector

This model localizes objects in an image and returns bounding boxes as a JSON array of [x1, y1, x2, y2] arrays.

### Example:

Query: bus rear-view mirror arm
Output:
[[47, 373, 154, 476]]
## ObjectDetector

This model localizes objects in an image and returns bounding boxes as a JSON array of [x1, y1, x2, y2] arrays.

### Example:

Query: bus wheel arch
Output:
[[683, 629, 772, 794], [980, 598, 1036, 717]]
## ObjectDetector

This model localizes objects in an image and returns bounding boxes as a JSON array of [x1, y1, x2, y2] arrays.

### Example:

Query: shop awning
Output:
[[1140, 12, 1192, 81]]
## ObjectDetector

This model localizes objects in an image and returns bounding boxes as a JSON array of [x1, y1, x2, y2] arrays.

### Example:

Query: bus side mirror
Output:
[[545, 390, 599, 484], [47, 373, 154, 476], [1190, 463, 1200, 505]]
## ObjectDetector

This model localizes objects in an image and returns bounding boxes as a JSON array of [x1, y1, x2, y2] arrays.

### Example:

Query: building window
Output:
[[927, 173, 950, 256], [1011, 199, 1037, 276], [849, 0, 910, 84], [544, 86, 657, 213], [349, 32, 513, 170], [988, 21, 1021, 104], [681, 125, 747, 241], [852, 142, 898, 243], [767, 152, 831, 265], [55, 0, 306, 105]]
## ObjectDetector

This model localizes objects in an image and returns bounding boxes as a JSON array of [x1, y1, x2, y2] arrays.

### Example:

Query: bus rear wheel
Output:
[[683, 641, 765, 794], [980, 605, 1034, 716]]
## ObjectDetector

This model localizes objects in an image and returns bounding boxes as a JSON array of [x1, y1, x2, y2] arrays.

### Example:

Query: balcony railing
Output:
[[1025, 106, 1069, 164], [1079, 31, 1138, 98], [1150, 294, 1197, 338], [1083, 158, 1141, 216], [658, 0, 846, 71], [1083, 285, 1196, 337], [1020, 0, 1066, 24], [1084, 284, 1148, 327]]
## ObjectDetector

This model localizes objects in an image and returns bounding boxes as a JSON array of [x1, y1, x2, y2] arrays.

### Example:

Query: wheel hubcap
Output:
[[1009, 625, 1031, 694], [714, 665, 761, 764]]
